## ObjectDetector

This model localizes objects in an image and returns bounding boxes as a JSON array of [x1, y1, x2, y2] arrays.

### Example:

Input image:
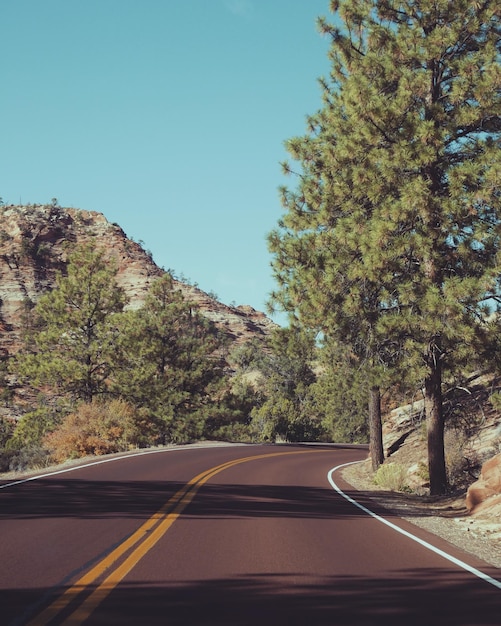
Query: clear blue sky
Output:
[[1, 0, 333, 320]]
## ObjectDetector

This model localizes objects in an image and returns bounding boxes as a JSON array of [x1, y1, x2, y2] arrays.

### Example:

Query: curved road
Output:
[[0, 443, 500, 625]]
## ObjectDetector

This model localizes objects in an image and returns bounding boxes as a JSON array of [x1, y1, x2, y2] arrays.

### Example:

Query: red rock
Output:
[[466, 453, 501, 511]]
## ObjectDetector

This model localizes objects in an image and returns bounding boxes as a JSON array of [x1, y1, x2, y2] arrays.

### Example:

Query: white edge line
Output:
[[0, 443, 245, 490], [328, 461, 501, 591]]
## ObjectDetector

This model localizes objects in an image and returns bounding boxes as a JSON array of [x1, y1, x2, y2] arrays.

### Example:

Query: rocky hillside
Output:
[[358, 374, 501, 535], [344, 376, 501, 564], [0, 203, 275, 360], [381, 373, 501, 493]]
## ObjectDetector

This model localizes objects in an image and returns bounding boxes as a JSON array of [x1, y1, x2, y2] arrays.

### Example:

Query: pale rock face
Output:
[[0, 203, 275, 373]]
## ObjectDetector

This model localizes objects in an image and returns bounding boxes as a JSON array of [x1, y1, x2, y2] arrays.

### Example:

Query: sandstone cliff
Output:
[[0, 203, 275, 358]]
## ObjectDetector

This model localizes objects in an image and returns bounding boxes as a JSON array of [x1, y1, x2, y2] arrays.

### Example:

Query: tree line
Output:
[[0, 242, 369, 472], [0, 243, 244, 468]]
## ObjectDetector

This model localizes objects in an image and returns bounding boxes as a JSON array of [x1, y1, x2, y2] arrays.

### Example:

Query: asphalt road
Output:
[[0, 443, 500, 626]]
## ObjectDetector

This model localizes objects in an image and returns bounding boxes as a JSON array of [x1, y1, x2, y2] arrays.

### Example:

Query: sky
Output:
[[1, 0, 334, 321]]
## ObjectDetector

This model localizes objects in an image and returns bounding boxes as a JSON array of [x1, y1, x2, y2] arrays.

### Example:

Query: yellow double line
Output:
[[28, 449, 310, 625]]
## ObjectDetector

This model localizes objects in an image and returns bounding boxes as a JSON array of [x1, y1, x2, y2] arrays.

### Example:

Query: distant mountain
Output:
[[0, 203, 275, 370]]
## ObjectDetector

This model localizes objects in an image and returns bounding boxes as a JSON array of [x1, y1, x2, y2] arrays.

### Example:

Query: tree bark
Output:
[[425, 348, 447, 495], [369, 385, 384, 471]]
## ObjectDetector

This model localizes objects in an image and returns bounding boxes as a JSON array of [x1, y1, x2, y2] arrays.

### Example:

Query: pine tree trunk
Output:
[[425, 350, 447, 495], [369, 385, 384, 471]]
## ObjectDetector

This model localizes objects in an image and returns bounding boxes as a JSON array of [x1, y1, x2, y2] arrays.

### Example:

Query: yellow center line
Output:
[[28, 449, 315, 625], [26, 482, 193, 626]]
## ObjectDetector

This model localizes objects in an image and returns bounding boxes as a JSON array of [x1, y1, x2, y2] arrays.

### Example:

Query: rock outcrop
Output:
[[379, 374, 501, 492], [466, 452, 501, 511], [0, 203, 275, 373]]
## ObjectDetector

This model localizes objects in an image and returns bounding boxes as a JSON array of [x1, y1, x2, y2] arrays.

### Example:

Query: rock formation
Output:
[[466, 452, 501, 511], [0, 204, 275, 355]]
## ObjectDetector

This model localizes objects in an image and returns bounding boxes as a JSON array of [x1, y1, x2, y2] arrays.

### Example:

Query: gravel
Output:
[[342, 463, 501, 570]]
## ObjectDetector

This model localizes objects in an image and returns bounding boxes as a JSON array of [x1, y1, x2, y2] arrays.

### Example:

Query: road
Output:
[[0, 443, 500, 625]]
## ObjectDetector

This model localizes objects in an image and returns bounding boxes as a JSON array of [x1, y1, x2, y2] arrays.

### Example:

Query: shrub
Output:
[[444, 427, 476, 488], [0, 416, 15, 447], [417, 460, 429, 483], [206, 422, 253, 443], [8, 446, 51, 473], [43, 399, 157, 463], [374, 462, 408, 491], [0, 449, 15, 472], [7, 407, 62, 451], [489, 392, 501, 412]]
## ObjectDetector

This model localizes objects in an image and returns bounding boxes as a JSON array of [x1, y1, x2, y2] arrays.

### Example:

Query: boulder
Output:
[[466, 452, 501, 511]]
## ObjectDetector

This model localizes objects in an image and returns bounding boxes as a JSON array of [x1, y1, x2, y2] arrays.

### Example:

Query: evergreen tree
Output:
[[13, 243, 127, 402], [112, 275, 226, 443], [270, 0, 501, 494], [306, 343, 370, 444], [250, 326, 321, 442], [269, 39, 392, 469]]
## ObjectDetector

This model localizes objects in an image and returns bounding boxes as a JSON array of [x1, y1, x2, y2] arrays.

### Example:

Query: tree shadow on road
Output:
[[3, 567, 501, 626], [0, 478, 372, 520], [0, 475, 454, 523]]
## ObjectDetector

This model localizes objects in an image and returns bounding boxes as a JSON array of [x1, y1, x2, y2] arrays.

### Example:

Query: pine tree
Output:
[[270, 0, 501, 494], [14, 243, 127, 402], [332, 0, 500, 495], [112, 275, 226, 443], [269, 47, 392, 469], [306, 343, 370, 444], [250, 326, 321, 442]]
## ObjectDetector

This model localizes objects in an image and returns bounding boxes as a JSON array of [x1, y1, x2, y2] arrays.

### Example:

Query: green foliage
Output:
[[489, 392, 501, 412], [417, 460, 430, 484], [269, 0, 501, 494], [6, 407, 63, 450], [10, 264, 239, 460], [0, 416, 15, 447], [229, 338, 269, 372], [307, 347, 369, 443], [203, 378, 256, 442], [373, 462, 409, 492], [1, 408, 56, 474], [0, 352, 13, 403], [250, 326, 323, 442], [0, 417, 17, 472], [111, 275, 227, 444], [13, 243, 127, 402]]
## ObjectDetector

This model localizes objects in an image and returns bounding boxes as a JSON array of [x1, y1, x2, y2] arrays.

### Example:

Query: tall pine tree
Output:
[[14, 243, 127, 402], [270, 0, 500, 494], [112, 275, 226, 443], [269, 32, 394, 471]]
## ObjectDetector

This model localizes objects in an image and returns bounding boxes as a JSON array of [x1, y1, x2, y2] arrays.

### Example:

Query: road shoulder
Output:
[[342, 461, 501, 570]]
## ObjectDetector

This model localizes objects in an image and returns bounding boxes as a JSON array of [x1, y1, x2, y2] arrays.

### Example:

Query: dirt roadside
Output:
[[342, 461, 501, 570]]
